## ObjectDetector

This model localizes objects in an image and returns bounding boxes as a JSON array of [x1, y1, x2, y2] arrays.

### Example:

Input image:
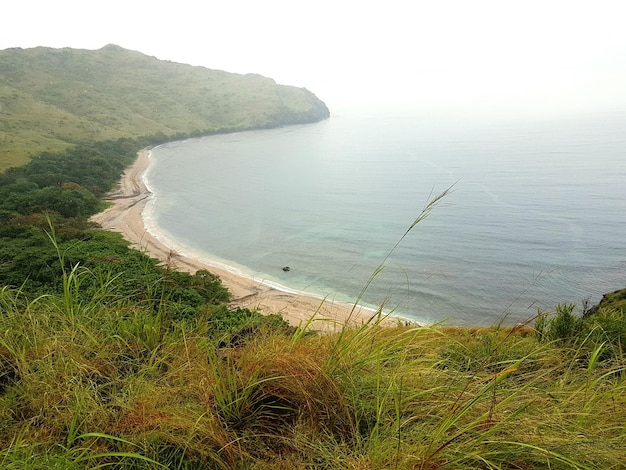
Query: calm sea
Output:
[[145, 106, 626, 325]]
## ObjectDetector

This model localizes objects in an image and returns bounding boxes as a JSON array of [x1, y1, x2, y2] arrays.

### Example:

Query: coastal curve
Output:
[[91, 150, 401, 329]]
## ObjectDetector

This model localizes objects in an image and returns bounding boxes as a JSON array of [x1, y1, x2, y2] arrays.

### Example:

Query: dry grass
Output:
[[1, 286, 625, 468]]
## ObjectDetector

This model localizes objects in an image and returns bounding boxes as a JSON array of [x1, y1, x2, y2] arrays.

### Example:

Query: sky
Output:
[[3, 0, 626, 116]]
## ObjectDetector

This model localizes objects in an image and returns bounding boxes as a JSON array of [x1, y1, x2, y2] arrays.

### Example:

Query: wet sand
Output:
[[91, 150, 404, 329]]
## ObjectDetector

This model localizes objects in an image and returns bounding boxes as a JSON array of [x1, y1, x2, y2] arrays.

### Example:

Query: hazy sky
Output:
[[3, 0, 626, 115]]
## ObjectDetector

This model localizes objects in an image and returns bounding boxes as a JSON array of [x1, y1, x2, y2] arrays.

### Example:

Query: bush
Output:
[[546, 304, 581, 343], [536, 302, 626, 364], [205, 305, 292, 347]]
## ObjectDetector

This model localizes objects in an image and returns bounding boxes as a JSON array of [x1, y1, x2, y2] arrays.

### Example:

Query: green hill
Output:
[[0, 44, 329, 170]]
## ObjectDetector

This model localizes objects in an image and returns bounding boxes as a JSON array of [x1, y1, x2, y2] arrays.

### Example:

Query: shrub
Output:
[[536, 301, 626, 365], [535, 303, 582, 344]]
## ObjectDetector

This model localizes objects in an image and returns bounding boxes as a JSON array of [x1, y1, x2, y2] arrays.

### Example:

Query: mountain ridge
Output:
[[0, 44, 329, 170]]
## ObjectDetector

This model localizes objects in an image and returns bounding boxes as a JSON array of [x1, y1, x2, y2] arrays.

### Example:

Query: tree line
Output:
[[0, 138, 251, 322]]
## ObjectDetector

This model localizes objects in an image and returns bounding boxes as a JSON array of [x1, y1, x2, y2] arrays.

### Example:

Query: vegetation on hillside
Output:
[[0, 44, 329, 170], [1, 283, 626, 468], [0, 138, 236, 319], [586, 287, 626, 316]]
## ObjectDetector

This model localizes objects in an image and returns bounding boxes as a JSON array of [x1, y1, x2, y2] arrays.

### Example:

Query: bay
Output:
[[145, 106, 626, 325]]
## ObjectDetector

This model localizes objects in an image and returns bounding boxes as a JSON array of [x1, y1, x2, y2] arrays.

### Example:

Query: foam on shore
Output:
[[141, 172, 381, 315], [91, 148, 403, 328]]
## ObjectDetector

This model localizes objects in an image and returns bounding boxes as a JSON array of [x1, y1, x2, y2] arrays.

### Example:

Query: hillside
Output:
[[0, 44, 329, 170]]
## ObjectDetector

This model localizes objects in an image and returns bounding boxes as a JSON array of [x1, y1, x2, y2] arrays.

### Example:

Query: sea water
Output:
[[144, 105, 626, 325]]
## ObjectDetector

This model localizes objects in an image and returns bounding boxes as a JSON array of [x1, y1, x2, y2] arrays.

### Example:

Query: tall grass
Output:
[[2, 281, 626, 467]]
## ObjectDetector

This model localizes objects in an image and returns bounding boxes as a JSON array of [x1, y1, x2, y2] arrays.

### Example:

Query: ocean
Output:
[[144, 105, 626, 325]]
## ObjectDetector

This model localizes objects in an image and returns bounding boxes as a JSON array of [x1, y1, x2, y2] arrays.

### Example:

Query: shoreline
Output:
[[91, 149, 404, 329]]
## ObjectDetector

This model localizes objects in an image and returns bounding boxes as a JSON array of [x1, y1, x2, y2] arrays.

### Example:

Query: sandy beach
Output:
[[91, 150, 403, 329]]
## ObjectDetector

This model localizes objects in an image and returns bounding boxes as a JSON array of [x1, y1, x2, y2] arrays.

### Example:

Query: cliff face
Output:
[[0, 44, 329, 169]]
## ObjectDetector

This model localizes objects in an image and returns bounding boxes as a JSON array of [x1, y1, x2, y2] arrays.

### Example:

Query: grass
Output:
[[1, 278, 625, 468]]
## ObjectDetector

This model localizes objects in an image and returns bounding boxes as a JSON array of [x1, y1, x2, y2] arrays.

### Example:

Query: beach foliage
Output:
[[0, 138, 230, 317]]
